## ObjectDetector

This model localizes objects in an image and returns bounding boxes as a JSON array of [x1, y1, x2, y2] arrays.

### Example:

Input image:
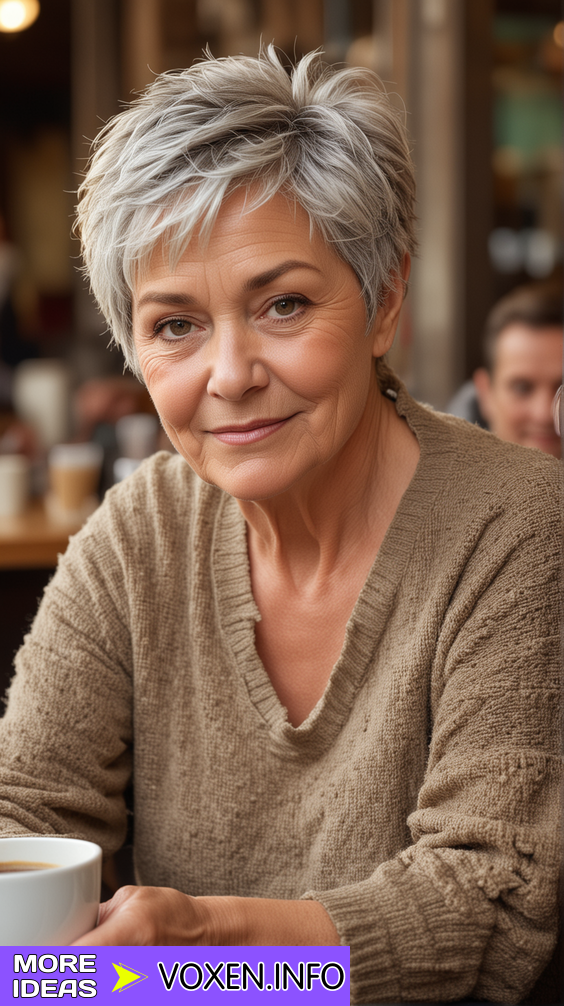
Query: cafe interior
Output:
[[0, 0, 562, 696]]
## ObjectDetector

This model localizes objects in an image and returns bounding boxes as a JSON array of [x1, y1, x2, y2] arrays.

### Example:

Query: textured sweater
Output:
[[0, 382, 561, 1004]]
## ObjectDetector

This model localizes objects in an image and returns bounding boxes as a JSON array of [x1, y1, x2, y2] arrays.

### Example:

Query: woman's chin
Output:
[[218, 476, 300, 503], [196, 459, 308, 502]]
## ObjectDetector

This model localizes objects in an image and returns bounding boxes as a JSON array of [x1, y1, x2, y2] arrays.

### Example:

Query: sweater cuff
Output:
[[302, 878, 401, 1004], [302, 856, 494, 1005]]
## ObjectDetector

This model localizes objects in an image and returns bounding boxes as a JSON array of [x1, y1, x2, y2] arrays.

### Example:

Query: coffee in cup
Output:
[[0, 836, 102, 945], [0, 861, 56, 873]]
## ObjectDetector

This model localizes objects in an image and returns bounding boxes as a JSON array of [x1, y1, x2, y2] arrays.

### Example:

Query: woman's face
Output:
[[132, 191, 395, 500]]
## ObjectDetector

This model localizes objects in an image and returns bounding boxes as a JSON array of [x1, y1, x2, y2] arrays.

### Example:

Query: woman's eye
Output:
[[265, 297, 306, 319], [273, 298, 297, 316], [155, 318, 194, 339]]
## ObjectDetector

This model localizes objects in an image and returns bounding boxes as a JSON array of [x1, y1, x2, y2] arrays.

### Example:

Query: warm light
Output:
[[554, 22, 564, 49], [0, 0, 39, 32]]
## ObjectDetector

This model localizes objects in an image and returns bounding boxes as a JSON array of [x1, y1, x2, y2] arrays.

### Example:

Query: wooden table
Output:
[[0, 498, 84, 570]]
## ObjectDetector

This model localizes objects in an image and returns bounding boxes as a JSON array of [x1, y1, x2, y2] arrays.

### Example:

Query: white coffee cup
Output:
[[0, 836, 102, 946], [0, 454, 30, 517]]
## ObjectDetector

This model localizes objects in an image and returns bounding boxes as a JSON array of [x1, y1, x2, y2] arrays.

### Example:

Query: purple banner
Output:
[[0, 947, 349, 1002]]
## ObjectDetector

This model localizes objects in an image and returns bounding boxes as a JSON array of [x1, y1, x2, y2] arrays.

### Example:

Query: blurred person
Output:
[[448, 282, 562, 455], [0, 49, 559, 1004], [473, 281, 562, 458]]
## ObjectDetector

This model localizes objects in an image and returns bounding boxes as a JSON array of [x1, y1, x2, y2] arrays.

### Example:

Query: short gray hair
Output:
[[77, 46, 416, 377]]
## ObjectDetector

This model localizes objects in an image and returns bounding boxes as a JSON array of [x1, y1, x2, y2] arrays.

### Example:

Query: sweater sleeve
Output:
[[304, 496, 562, 1004], [0, 498, 134, 853]]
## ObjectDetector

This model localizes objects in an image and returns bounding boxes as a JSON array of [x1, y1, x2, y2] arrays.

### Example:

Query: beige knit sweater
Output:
[[0, 383, 561, 1004]]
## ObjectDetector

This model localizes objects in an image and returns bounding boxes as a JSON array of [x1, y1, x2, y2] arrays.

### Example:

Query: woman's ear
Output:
[[371, 253, 411, 359]]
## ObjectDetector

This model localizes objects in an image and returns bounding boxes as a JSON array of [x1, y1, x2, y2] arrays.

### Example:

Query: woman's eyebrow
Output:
[[243, 260, 321, 292], [136, 292, 197, 310]]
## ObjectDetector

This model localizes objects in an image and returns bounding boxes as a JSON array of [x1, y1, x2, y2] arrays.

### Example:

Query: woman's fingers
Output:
[[71, 886, 147, 946]]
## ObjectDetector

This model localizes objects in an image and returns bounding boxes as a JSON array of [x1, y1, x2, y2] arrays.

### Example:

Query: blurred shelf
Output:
[[0, 499, 84, 570]]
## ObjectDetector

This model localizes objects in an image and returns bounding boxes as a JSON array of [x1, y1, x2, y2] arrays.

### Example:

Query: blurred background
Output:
[[0, 0, 562, 689], [0, 0, 561, 407]]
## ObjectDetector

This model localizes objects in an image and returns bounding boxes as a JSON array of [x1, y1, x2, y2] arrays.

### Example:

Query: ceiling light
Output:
[[0, 0, 40, 33]]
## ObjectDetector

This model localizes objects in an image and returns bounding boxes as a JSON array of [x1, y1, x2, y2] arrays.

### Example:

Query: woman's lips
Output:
[[209, 417, 292, 445]]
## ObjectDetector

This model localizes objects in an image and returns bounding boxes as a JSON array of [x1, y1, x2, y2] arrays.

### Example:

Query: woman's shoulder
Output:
[[397, 383, 560, 518]]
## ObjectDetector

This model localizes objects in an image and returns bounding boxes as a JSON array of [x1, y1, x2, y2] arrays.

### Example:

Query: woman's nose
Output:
[[205, 322, 269, 401]]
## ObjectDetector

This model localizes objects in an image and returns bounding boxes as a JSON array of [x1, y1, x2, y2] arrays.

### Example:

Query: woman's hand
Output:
[[71, 886, 208, 946], [71, 886, 340, 947]]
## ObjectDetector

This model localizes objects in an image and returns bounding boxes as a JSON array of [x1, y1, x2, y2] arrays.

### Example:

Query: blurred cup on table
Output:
[[0, 836, 101, 946], [0, 454, 30, 517], [13, 359, 71, 450], [47, 442, 103, 524], [115, 413, 158, 460]]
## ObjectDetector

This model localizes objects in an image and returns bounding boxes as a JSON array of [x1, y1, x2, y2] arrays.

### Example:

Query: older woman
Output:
[[0, 49, 560, 1004]]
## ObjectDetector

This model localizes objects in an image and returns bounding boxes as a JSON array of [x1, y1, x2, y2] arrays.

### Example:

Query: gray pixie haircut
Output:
[[77, 46, 416, 377]]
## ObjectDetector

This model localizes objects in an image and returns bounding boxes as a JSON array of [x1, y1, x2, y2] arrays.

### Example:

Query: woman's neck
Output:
[[238, 385, 420, 587]]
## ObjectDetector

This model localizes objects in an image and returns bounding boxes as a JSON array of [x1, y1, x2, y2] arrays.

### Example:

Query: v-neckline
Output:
[[211, 383, 455, 758]]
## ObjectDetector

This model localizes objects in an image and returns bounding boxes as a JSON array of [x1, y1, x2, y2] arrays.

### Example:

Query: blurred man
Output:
[[472, 282, 562, 458]]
